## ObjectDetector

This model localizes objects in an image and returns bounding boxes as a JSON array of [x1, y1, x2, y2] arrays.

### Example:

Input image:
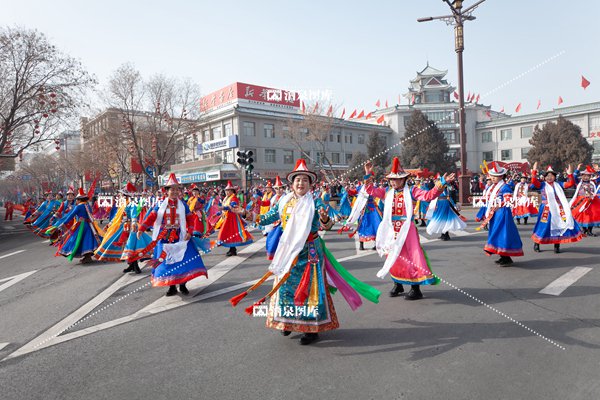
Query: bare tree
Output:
[[0, 27, 95, 163]]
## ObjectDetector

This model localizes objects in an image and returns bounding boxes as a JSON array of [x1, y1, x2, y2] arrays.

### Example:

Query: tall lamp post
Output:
[[418, 0, 485, 204]]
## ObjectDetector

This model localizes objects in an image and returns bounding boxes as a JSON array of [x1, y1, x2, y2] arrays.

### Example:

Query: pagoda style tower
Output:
[[403, 63, 455, 105]]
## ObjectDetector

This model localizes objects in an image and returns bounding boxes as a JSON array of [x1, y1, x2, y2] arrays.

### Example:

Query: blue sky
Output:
[[1, 0, 598, 115]]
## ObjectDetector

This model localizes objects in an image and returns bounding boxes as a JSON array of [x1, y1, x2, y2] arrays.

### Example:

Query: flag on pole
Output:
[[582, 75, 591, 90], [385, 100, 388, 108], [312, 102, 319, 114], [340, 108, 346, 119], [536, 99, 541, 110], [349, 109, 357, 119], [327, 105, 333, 116], [356, 110, 365, 119], [453, 91, 459, 100], [365, 112, 372, 119], [500, 106, 504, 113], [375, 99, 380, 108], [301, 101, 305, 113], [515, 103, 522, 113], [485, 110, 491, 118], [558, 96, 563, 106], [475, 93, 480, 103], [376, 115, 385, 124]]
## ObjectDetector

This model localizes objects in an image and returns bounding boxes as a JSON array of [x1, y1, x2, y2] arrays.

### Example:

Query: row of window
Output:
[[242, 120, 368, 144], [481, 126, 533, 143], [233, 149, 354, 165], [482, 148, 531, 162]]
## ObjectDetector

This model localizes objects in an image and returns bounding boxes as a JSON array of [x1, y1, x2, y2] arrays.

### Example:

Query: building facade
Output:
[[164, 82, 394, 185]]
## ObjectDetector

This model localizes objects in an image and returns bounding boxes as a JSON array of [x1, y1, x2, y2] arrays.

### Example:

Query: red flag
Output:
[[87, 178, 98, 198], [485, 110, 491, 118], [349, 109, 357, 119], [365, 112, 372, 119], [385, 100, 388, 108], [356, 110, 365, 119], [301, 101, 305, 113], [375, 99, 380, 108], [327, 105, 333, 116], [475, 93, 480, 103], [558, 96, 563, 105], [312, 102, 319, 114], [376, 115, 385, 124], [515, 103, 522, 113], [340, 108, 346, 119], [582, 75, 591, 90], [466, 91, 471, 101], [500, 106, 504, 113], [453, 91, 459, 100], [411, 94, 415, 104], [536, 99, 541, 110]]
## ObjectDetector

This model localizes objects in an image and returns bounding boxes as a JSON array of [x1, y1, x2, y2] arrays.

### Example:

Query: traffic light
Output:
[[236, 150, 254, 172]]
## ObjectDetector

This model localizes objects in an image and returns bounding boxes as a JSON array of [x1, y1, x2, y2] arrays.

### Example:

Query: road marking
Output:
[[4, 237, 267, 361], [539, 266, 593, 296], [0, 343, 9, 351], [451, 230, 470, 236], [0, 250, 26, 259], [0, 270, 37, 294], [2, 225, 16, 230]]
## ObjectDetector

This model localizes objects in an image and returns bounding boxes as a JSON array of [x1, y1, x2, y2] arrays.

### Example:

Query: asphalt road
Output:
[[1, 207, 599, 399]]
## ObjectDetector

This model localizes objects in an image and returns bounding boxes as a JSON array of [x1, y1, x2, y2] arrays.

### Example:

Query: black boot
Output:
[[123, 263, 135, 273], [80, 254, 93, 264], [226, 247, 237, 257], [533, 243, 540, 252], [517, 219, 521, 225], [524, 217, 528, 225], [498, 256, 513, 266], [405, 285, 423, 300], [281, 330, 292, 336], [359, 242, 365, 251], [420, 219, 426, 227], [133, 261, 142, 274], [165, 285, 178, 296], [389, 283, 404, 297], [589, 228, 596, 237], [554, 244, 561, 253], [299, 333, 319, 345], [179, 283, 189, 295]]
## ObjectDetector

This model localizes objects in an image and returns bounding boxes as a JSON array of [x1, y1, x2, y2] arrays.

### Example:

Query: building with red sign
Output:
[[164, 82, 394, 186]]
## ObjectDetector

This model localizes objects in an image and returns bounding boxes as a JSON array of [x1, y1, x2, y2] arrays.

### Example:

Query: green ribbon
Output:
[[67, 221, 86, 262]]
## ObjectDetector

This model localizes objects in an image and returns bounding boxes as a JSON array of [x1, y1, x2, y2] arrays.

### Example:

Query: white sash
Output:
[[346, 186, 369, 225], [569, 181, 597, 206], [268, 192, 314, 278], [485, 181, 505, 217], [375, 185, 413, 279], [544, 182, 574, 236], [152, 198, 187, 242]]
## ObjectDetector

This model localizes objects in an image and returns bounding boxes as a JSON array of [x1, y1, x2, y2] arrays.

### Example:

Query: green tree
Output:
[[400, 110, 455, 173], [527, 116, 593, 171], [366, 131, 392, 180]]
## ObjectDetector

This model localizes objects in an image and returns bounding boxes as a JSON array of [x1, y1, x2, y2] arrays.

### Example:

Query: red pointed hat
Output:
[[273, 176, 284, 188], [66, 186, 75, 195], [190, 183, 200, 191], [224, 180, 236, 191], [164, 173, 180, 188], [386, 157, 410, 179], [76, 187, 88, 199], [580, 165, 596, 175], [287, 159, 317, 184], [488, 162, 507, 177], [542, 165, 557, 176], [265, 180, 273, 188]]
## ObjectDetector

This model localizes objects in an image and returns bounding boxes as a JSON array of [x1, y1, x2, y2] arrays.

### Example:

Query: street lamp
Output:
[[418, 0, 485, 204]]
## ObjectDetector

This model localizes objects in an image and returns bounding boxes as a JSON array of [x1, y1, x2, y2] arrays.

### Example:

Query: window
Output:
[[358, 134, 365, 144], [481, 131, 492, 143], [224, 123, 232, 136], [203, 130, 210, 142], [212, 126, 222, 139], [332, 153, 340, 164], [443, 130, 457, 144], [316, 152, 325, 164], [243, 121, 255, 136], [346, 153, 353, 163], [521, 147, 531, 159], [500, 129, 512, 141], [520, 126, 533, 138], [300, 128, 309, 137], [345, 134, 353, 144], [590, 116, 600, 129], [482, 151, 494, 162], [593, 141, 600, 155], [283, 150, 294, 164], [264, 123, 274, 138], [501, 149, 512, 161], [225, 150, 234, 163], [265, 149, 276, 163]]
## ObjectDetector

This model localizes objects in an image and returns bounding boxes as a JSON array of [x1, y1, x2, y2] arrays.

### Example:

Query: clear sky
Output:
[[1, 0, 598, 116]]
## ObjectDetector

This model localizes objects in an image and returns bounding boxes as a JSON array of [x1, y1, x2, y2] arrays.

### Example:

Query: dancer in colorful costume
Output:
[[320, 185, 340, 222], [265, 176, 286, 260], [570, 165, 600, 236], [530, 163, 583, 253], [229, 159, 380, 345], [137, 173, 209, 296], [475, 177, 493, 224], [337, 185, 353, 218], [364, 158, 453, 300], [29, 191, 61, 236], [344, 172, 383, 251], [215, 181, 253, 257], [476, 163, 524, 266], [512, 175, 538, 225], [51, 188, 104, 264], [425, 183, 467, 241]]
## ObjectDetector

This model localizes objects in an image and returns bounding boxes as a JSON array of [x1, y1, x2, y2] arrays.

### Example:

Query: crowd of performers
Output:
[[12, 158, 600, 345]]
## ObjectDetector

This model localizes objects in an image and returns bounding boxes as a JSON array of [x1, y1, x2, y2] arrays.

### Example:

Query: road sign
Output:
[[146, 179, 155, 187], [145, 166, 155, 177]]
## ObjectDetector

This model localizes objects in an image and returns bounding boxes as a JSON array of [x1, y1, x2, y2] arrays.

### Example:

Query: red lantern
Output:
[[50, 109, 57, 113], [55, 146, 60, 151], [50, 93, 57, 98], [43, 113, 49, 118]]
